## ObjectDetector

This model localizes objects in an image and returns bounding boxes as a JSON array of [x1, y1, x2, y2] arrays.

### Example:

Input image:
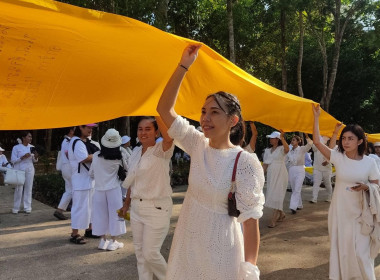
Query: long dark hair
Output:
[[98, 143, 122, 160], [206, 91, 245, 146], [367, 142, 375, 155], [74, 125, 86, 138], [20, 131, 31, 139], [338, 124, 366, 156]]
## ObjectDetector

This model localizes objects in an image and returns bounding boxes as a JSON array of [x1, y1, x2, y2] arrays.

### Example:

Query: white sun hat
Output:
[[121, 135, 131, 145], [266, 131, 281, 139], [101, 129, 122, 148]]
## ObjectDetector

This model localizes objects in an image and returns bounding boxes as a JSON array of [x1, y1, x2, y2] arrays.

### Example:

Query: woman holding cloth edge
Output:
[[312, 103, 380, 279], [119, 116, 174, 280], [157, 44, 265, 279]]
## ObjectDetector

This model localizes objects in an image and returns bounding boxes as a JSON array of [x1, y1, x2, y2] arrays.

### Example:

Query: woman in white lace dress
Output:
[[313, 104, 380, 279], [262, 131, 289, 228], [157, 44, 265, 280]]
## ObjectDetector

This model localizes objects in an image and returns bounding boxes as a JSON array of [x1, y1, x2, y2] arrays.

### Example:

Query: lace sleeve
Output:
[[235, 152, 265, 223], [152, 141, 175, 159], [167, 115, 205, 156]]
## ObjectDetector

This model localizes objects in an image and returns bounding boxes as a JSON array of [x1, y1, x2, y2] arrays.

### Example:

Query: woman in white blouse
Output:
[[120, 116, 174, 280], [287, 134, 312, 214], [11, 131, 38, 214], [263, 130, 289, 227], [157, 44, 265, 280]]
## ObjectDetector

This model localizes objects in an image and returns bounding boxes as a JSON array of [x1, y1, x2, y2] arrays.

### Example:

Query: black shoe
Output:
[[291, 209, 297, 214], [297, 207, 302, 210], [84, 229, 100, 238], [286, 189, 292, 192], [54, 210, 68, 220]]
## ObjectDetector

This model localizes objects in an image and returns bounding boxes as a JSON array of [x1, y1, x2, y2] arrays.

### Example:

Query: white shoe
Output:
[[325, 199, 331, 202], [12, 209, 18, 214], [107, 240, 124, 251], [98, 239, 110, 250], [309, 200, 317, 204]]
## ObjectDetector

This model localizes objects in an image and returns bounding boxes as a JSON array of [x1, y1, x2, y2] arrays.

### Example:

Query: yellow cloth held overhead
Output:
[[1, 0, 340, 134], [367, 134, 380, 143]]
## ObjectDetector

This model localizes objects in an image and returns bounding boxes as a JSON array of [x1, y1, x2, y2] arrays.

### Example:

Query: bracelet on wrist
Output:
[[179, 64, 189, 71]]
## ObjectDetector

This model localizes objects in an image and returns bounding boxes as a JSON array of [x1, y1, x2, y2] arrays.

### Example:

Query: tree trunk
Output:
[[155, 0, 168, 30], [280, 7, 287, 92], [126, 116, 131, 136], [227, 0, 235, 63], [119, 117, 127, 136], [297, 11, 304, 97], [45, 129, 52, 155]]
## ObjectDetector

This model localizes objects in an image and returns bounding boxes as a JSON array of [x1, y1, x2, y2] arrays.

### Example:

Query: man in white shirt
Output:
[[54, 127, 75, 220], [68, 124, 99, 244]]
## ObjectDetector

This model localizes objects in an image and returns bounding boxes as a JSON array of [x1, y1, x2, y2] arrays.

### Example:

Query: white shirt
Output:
[[312, 144, 332, 172], [89, 151, 122, 191], [287, 141, 312, 168], [123, 141, 174, 200], [68, 136, 93, 191], [11, 144, 37, 171], [368, 154, 380, 171], [120, 146, 132, 169], [0, 154, 8, 166], [60, 136, 71, 165]]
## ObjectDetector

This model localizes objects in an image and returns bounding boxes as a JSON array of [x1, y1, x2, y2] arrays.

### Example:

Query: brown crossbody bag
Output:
[[228, 151, 242, 217]]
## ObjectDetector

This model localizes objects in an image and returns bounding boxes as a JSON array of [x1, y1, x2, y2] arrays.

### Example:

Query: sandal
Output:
[[84, 229, 100, 239], [70, 234, 86, 245], [277, 213, 286, 222]]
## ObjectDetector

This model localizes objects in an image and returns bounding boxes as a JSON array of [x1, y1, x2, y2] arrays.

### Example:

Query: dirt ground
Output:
[[1, 183, 379, 280]]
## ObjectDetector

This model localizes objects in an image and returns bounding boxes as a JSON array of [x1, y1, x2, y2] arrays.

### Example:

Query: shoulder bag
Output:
[[3, 168, 26, 186], [228, 151, 242, 217]]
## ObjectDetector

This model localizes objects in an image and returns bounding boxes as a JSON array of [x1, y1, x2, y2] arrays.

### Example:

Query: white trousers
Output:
[[312, 169, 332, 201], [71, 189, 93, 230], [131, 197, 172, 280], [92, 187, 126, 236], [57, 163, 73, 210], [13, 167, 35, 213], [289, 166, 305, 211]]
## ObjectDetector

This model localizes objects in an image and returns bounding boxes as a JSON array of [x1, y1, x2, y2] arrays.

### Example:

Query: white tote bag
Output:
[[3, 168, 26, 185], [56, 151, 62, 171]]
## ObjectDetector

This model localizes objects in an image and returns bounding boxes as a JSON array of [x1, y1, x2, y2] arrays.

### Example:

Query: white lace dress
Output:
[[263, 146, 288, 210], [166, 116, 265, 280]]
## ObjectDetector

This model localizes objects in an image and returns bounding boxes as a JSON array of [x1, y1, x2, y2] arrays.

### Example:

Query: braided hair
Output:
[[206, 91, 245, 146]]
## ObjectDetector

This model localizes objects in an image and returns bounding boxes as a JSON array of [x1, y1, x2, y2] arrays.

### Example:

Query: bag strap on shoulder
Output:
[[230, 151, 242, 192], [72, 138, 90, 173]]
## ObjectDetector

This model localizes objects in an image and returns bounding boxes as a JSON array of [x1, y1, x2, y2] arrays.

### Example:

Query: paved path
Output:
[[1, 183, 379, 280]]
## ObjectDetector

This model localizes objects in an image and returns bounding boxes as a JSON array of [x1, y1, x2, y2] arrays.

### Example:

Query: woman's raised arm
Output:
[[312, 104, 332, 160], [157, 44, 202, 129]]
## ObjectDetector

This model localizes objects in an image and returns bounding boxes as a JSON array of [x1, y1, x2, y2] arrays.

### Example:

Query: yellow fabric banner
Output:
[[368, 134, 380, 143], [0, 0, 344, 135]]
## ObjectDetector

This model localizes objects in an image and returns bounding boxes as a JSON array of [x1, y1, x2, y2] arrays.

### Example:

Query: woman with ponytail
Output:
[[157, 44, 265, 280]]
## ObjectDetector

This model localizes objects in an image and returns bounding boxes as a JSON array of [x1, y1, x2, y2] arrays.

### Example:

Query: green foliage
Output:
[[33, 173, 65, 208], [171, 160, 190, 186]]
